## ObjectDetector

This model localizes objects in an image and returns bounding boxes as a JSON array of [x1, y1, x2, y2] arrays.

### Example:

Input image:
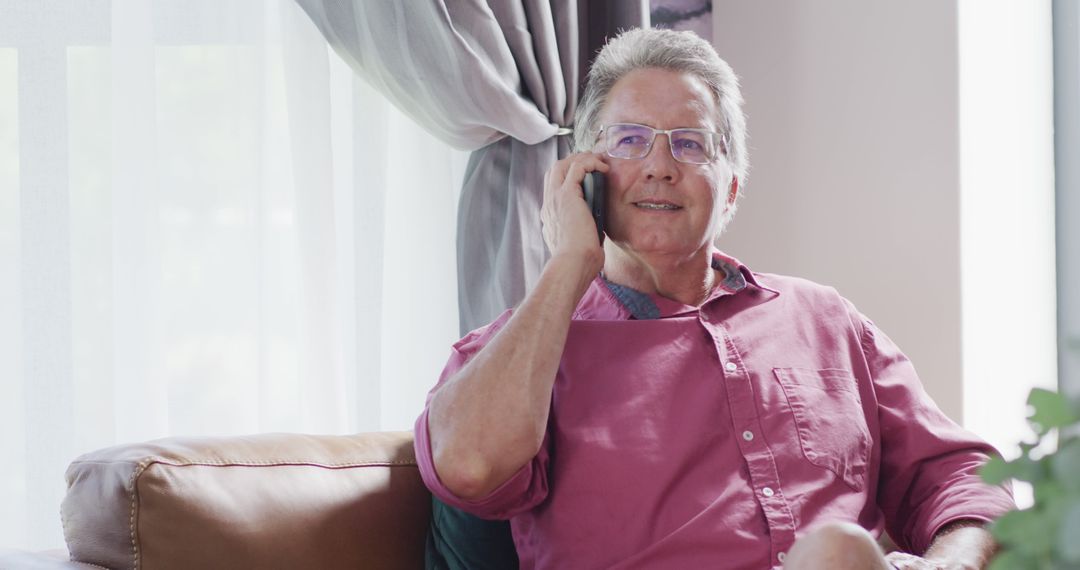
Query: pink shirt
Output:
[[415, 252, 1013, 569]]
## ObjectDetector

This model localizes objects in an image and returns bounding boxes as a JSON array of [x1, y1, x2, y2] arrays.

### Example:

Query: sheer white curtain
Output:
[[0, 0, 466, 550]]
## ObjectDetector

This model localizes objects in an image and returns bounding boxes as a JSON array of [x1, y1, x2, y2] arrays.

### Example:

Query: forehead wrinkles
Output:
[[601, 71, 719, 131], [686, 97, 719, 131]]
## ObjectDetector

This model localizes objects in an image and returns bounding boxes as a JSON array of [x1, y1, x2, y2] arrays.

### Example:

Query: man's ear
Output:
[[727, 176, 739, 206]]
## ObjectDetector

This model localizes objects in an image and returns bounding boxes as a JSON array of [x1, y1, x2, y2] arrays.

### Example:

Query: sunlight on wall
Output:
[[959, 0, 1057, 508]]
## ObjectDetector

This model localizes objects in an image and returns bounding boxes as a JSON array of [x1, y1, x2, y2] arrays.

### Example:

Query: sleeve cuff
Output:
[[909, 482, 1015, 554]]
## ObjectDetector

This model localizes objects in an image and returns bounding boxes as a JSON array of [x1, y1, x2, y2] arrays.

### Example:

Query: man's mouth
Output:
[[633, 201, 681, 211]]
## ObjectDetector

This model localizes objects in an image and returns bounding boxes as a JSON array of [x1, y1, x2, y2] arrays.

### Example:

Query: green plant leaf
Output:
[[987, 549, 1035, 570], [981, 455, 1013, 485], [981, 453, 1049, 485], [992, 508, 1057, 557], [1052, 439, 1080, 493], [1016, 455, 1051, 484], [1033, 479, 1066, 506], [1028, 388, 1079, 435], [1057, 501, 1080, 563], [987, 390, 1080, 567]]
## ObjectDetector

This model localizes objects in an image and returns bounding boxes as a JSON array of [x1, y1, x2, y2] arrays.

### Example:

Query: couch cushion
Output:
[[62, 432, 429, 570]]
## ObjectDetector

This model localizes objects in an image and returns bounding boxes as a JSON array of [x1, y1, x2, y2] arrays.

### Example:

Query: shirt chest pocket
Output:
[[772, 367, 870, 491]]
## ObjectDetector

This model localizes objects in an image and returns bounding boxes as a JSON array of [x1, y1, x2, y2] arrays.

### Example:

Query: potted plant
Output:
[[980, 387, 1080, 569]]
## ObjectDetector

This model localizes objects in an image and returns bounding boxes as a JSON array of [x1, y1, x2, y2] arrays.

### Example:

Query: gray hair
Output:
[[574, 27, 749, 191]]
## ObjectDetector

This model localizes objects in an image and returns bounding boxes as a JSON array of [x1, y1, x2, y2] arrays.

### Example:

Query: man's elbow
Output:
[[432, 448, 502, 501]]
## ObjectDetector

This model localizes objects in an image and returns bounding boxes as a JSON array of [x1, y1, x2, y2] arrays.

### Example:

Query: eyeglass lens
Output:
[[604, 123, 715, 164]]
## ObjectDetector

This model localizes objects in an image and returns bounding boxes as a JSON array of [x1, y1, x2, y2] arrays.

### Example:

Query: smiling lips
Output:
[[633, 200, 681, 211]]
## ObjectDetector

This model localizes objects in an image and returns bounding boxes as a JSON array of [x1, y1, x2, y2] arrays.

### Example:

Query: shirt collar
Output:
[[573, 250, 779, 321]]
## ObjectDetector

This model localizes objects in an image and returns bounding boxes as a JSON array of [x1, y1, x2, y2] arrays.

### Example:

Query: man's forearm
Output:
[[922, 519, 997, 570], [427, 252, 598, 500]]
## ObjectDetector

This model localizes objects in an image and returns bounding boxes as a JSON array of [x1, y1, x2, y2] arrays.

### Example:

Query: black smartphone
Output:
[[582, 171, 607, 242]]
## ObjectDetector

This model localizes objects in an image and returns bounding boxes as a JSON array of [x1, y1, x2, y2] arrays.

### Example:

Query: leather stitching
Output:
[[130, 460, 150, 570], [59, 468, 130, 570]]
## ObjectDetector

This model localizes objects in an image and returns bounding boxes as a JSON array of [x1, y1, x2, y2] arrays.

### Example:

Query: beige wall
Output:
[[712, 1, 964, 420]]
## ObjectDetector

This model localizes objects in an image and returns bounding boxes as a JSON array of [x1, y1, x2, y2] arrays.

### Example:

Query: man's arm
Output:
[[850, 305, 1015, 554], [427, 252, 597, 500], [426, 153, 608, 501], [922, 519, 997, 569], [884, 519, 997, 569]]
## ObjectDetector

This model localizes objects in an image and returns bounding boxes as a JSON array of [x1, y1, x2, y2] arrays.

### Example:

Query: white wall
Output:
[[710, 0, 1057, 463], [713, 1, 966, 419]]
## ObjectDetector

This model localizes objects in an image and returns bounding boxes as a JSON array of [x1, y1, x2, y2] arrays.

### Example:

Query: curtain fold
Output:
[[295, 1, 557, 149], [295, 0, 648, 332]]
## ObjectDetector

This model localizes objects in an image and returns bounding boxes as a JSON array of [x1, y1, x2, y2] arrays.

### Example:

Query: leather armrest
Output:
[[62, 431, 430, 570]]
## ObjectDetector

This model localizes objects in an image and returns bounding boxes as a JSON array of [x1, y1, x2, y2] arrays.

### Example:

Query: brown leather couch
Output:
[[0, 431, 431, 569]]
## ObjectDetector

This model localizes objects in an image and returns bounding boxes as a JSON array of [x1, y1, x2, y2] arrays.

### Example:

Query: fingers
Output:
[[548, 152, 609, 193], [542, 151, 608, 212], [883, 552, 943, 570], [540, 152, 610, 260]]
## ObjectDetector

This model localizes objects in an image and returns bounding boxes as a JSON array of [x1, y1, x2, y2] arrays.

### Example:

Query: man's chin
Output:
[[606, 235, 713, 262]]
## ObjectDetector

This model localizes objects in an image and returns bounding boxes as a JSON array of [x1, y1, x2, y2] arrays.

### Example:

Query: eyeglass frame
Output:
[[595, 122, 729, 165]]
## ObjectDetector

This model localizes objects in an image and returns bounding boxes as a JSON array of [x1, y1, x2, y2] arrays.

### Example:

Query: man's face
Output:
[[595, 67, 736, 260]]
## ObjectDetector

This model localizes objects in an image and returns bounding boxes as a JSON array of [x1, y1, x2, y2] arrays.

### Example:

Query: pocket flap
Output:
[[773, 367, 858, 393]]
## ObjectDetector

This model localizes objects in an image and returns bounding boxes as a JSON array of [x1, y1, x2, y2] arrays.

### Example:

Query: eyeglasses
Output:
[[597, 123, 728, 165]]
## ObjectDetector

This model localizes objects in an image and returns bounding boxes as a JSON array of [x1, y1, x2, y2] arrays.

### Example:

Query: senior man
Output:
[[415, 28, 1013, 569]]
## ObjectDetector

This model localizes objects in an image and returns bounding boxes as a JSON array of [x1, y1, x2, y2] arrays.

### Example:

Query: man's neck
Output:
[[601, 244, 719, 307]]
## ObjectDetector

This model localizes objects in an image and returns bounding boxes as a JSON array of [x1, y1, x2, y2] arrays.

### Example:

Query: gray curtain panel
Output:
[[294, 0, 647, 333]]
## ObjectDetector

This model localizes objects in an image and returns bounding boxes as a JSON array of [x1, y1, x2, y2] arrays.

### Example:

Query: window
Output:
[[1054, 0, 1080, 399], [0, 1, 466, 550]]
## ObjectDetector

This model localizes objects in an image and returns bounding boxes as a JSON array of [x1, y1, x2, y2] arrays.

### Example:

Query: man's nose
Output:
[[643, 134, 679, 182]]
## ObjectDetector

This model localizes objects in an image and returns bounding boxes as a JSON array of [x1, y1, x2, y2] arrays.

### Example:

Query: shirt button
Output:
[[778, 552, 786, 563], [762, 487, 774, 497], [724, 362, 737, 372], [742, 430, 754, 441]]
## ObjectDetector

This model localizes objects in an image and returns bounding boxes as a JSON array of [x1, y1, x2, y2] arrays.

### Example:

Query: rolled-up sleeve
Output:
[[413, 309, 553, 520], [860, 316, 1015, 554]]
